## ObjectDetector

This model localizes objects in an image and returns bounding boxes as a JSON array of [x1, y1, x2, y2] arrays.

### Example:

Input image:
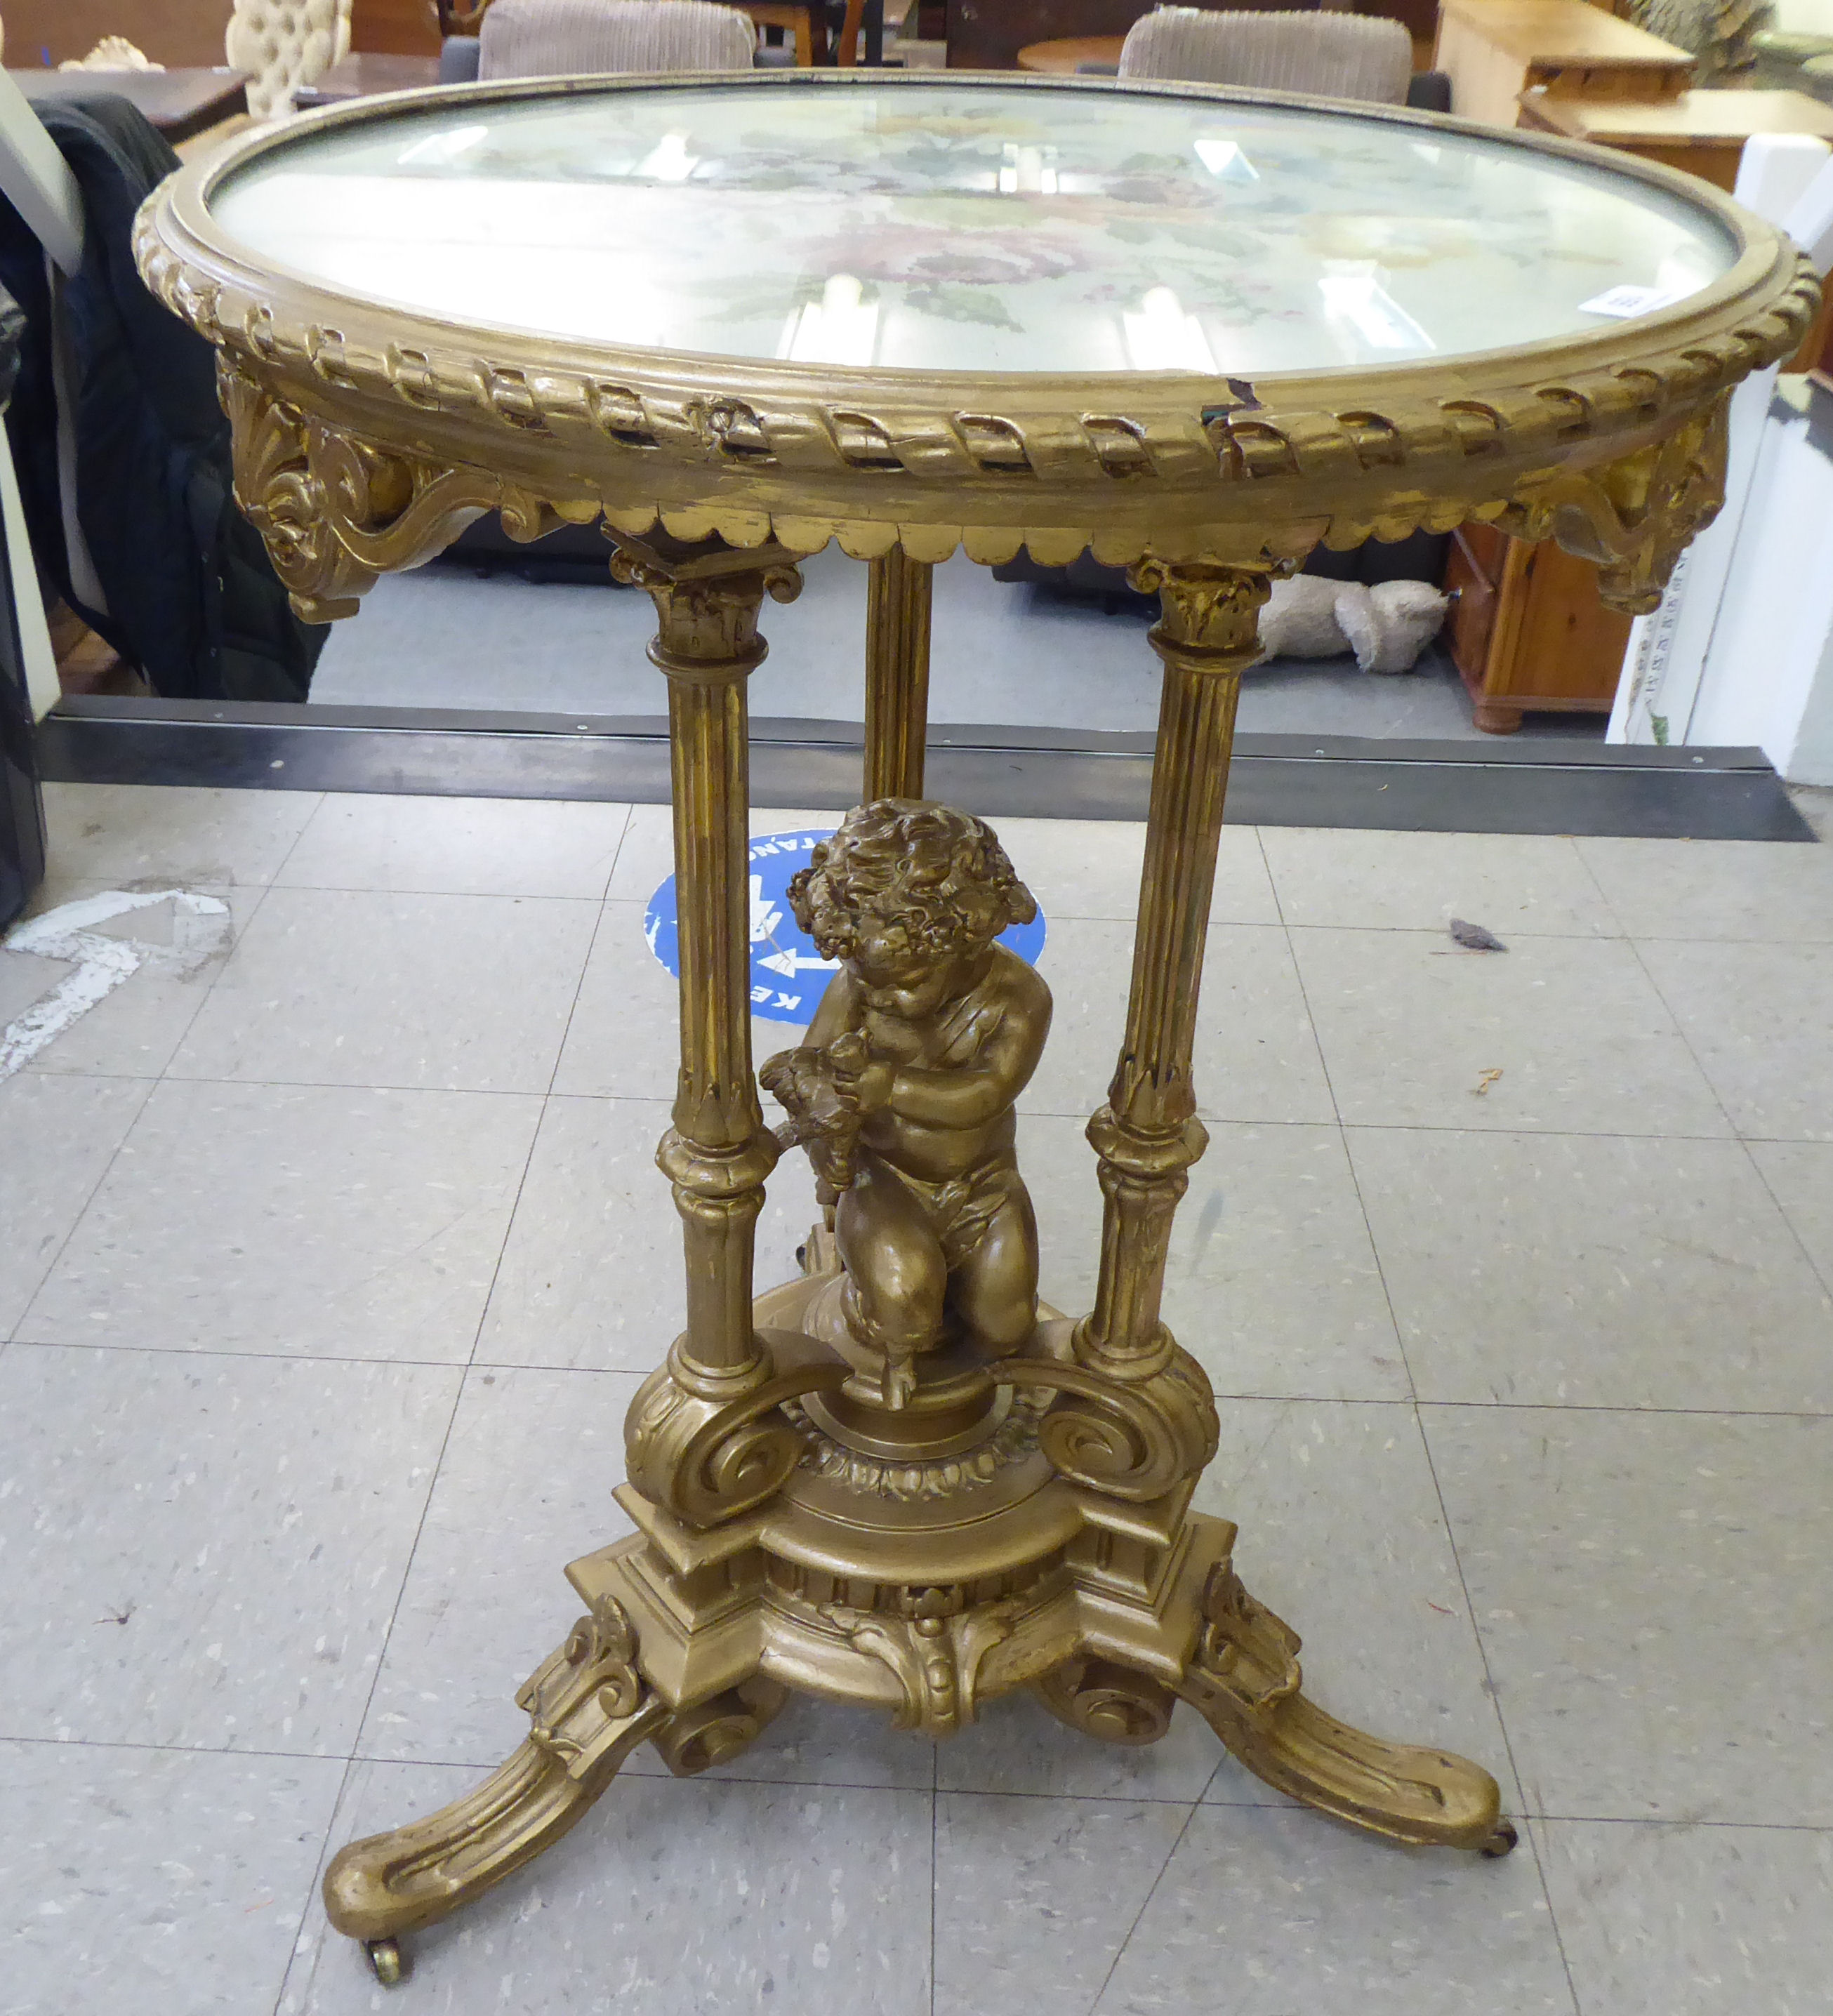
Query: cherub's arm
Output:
[[887, 973, 1050, 1127], [803, 969, 859, 1052]]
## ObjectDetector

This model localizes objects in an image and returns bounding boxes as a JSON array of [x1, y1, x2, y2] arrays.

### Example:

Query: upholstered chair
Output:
[[1118, 6, 1415, 103], [226, 0, 355, 120], [476, 0, 758, 75]]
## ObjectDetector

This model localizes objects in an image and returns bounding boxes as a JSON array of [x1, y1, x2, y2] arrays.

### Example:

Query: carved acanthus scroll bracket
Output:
[[999, 1341, 1219, 1501], [218, 362, 597, 622], [1493, 393, 1731, 614]]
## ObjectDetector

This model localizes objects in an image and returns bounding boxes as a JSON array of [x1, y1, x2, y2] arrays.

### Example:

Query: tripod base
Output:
[[324, 1276, 1513, 1984]]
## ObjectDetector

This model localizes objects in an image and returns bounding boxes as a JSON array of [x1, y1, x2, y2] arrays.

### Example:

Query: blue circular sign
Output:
[[644, 826, 1048, 1026]]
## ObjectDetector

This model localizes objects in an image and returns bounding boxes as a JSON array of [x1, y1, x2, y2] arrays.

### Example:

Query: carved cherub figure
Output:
[[760, 800, 1051, 1408]]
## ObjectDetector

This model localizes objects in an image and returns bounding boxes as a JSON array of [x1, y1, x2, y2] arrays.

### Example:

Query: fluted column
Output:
[[613, 539, 802, 1391], [863, 548, 932, 800], [1076, 560, 1271, 1380]]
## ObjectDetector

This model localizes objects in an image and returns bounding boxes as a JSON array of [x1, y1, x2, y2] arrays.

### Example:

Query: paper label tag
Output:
[[1577, 284, 1686, 319]]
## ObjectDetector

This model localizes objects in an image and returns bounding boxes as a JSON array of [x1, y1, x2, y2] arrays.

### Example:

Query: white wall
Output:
[[1686, 382, 1833, 780]]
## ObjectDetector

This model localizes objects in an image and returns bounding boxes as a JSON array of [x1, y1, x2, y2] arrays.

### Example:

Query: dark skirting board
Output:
[[36, 699, 1817, 842]]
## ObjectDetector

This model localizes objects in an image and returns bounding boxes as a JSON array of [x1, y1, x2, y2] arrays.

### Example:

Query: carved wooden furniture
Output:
[[1436, 0, 1695, 126], [1517, 84, 1833, 187], [133, 69, 1815, 1987], [1443, 519, 1632, 731]]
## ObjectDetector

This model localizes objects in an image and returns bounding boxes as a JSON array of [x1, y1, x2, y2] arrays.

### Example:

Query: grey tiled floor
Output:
[[3, 783, 1832, 2016]]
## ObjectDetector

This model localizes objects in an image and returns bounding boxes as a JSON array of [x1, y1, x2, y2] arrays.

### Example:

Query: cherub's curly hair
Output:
[[788, 800, 1035, 965]]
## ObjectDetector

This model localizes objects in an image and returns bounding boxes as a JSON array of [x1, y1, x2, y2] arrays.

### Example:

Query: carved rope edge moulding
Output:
[[129, 81, 1819, 602]]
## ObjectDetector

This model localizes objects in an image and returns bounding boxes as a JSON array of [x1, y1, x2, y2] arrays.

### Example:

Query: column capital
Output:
[[1129, 558, 1275, 670]]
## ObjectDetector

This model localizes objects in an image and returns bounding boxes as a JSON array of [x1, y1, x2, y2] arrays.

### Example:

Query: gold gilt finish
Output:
[[131, 70, 1816, 1984]]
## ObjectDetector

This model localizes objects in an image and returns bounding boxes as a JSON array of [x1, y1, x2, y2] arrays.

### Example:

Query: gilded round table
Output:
[[135, 70, 1814, 1986]]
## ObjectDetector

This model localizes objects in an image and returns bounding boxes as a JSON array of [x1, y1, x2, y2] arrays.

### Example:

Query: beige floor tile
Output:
[[1293, 928, 1731, 1136], [0, 1741, 344, 2016], [1025, 918, 1335, 1124], [554, 898, 810, 1099], [39, 782, 319, 896], [22, 1081, 541, 1361], [358, 1364, 648, 1771], [168, 887, 598, 1092], [1094, 1805, 1573, 2015], [1748, 1139, 1833, 1293], [1579, 833, 1833, 943], [0, 1345, 458, 1751], [285, 1763, 932, 2015], [1193, 1400, 1516, 1807], [1427, 1406, 1833, 1824], [1638, 939, 1833, 1141], [1537, 1817, 1833, 2016], [1351, 1129, 1833, 1410], [4, 883, 264, 1080], [0, 1074, 149, 1337], [276, 793, 633, 899], [1264, 826, 1617, 936], [1024, 1113, 1412, 1400], [934, 1795, 1195, 2016], [993, 814, 1280, 924], [477, 1094, 819, 1372]]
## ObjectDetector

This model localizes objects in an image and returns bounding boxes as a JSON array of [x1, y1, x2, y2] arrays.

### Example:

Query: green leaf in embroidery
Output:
[[907, 283, 1026, 331]]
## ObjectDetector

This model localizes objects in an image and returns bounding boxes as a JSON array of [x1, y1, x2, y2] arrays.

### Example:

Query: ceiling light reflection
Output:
[[1123, 286, 1217, 372], [1194, 138, 1259, 183], [398, 124, 489, 168], [1318, 270, 1431, 354], [636, 132, 699, 182], [779, 272, 880, 366]]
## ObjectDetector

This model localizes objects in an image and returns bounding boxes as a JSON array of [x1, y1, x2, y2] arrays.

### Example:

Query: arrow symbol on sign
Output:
[[757, 948, 840, 979]]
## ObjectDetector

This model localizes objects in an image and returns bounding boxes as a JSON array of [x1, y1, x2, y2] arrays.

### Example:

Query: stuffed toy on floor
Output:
[[1257, 576, 1449, 674]]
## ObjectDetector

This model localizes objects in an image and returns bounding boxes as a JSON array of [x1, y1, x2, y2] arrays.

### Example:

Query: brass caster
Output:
[[365, 1937, 406, 1987], [1480, 1818, 1519, 1859]]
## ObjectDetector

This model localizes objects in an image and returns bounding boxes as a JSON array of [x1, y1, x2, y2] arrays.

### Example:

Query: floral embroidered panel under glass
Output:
[[209, 77, 1739, 376]]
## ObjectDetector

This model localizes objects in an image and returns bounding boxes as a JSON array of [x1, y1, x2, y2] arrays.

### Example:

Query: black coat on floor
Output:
[[0, 93, 324, 701]]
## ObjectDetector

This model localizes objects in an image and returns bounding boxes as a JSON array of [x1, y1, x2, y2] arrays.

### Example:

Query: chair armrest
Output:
[[439, 37, 484, 84], [1405, 69, 1451, 113]]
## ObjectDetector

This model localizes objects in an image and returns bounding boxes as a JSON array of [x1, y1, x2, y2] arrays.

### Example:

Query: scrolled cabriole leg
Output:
[[1174, 1523, 1510, 1854], [322, 1605, 670, 1965]]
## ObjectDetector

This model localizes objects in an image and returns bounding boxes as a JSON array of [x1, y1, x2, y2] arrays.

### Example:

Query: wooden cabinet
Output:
[[1434, 0, 1693, 126], [1443, 522, 1632, 734], [1517, 87, 1833, 189]]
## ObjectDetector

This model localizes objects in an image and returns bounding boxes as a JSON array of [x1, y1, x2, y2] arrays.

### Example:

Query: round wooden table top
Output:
[[1016, 34, 1124, 72]]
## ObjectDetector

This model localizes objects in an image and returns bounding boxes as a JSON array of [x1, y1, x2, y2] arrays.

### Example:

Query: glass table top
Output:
[[209, 77, 1739, 378]]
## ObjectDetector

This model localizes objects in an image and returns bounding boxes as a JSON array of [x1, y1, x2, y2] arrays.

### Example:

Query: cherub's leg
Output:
[[834, 1156, 946, 1398], [950, 1188, 1040, 1357]]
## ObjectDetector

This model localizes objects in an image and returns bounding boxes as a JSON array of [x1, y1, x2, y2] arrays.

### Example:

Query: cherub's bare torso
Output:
[[805, 946, 1050, 1185]]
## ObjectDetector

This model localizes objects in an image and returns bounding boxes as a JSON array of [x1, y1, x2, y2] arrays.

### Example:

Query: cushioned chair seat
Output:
[[477, 0, 757, 75], [1118, 6, 1415, 103]]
